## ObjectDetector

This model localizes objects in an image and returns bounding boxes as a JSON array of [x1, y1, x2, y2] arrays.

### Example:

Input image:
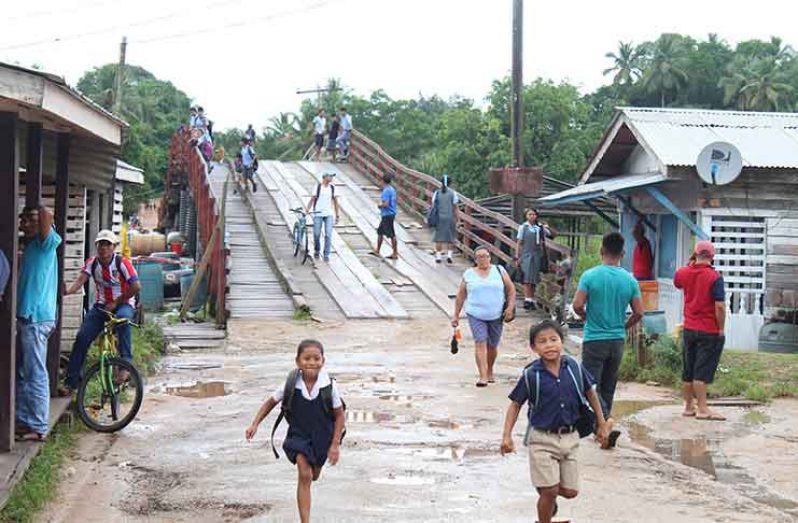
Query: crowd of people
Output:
[[310, 107, 353, 161]]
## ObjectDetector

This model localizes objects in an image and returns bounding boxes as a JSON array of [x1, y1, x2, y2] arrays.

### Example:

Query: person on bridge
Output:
[[572, 231, 643, 448], [431, 175, 459, 264], [452, 246, 515, 387], [306, 172, 340, 262], [244, 124, 256, 144], [245, 339, 345, 523], [61, 230, 140, 395], [336, 107, 352, 158], [374, 174, 398, 259], [240, 138, 257, 193], [514, 208, 555, 310], [327, 115, 340, 162], [312, 108, 327, 161], [674, 240, 727, 421]]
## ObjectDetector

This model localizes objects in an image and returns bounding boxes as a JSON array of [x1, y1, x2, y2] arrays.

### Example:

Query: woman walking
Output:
[[514, 209, 555, 311], [452, 246, 516, 387], [431, 175, 459, 264]]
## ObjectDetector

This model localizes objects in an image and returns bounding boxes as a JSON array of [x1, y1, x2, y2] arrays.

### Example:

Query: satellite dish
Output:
[[696, 141, 743, 185]]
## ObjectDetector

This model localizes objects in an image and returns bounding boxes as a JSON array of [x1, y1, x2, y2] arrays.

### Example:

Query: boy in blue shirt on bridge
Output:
[[501, 320, 609, 523], [373, 174, 398, 259]]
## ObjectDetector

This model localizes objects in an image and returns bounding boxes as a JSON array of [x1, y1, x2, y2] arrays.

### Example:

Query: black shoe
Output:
[[529, 301, 538, 311], [253, 184, 258, 193], [523, 301, 532, 310]]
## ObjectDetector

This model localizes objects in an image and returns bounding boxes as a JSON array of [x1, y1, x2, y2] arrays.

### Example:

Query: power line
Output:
[[6, 0, 120, 23]]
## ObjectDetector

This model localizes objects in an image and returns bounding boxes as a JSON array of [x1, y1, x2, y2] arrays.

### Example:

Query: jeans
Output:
[[313, 215, 334, 259], [16, 319, 56, 434], [581, 339, 625, 418], [66, 304, 135, 389], [336, 130, 350, 154]]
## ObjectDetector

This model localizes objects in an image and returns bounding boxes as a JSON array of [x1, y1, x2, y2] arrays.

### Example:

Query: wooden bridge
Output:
[[163, 130, 573, 324]]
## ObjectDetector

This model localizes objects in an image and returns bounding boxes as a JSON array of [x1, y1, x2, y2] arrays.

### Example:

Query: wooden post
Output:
[[0, 112, 20, 452], [48, 133, 69, 395], [25, 123, 43, 207]]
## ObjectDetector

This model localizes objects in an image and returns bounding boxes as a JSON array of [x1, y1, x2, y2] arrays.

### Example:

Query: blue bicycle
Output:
[[290, 207, 317, 265]]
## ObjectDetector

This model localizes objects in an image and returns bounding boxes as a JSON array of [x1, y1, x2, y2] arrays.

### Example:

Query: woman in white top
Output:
[[452, 246, 515, 387]]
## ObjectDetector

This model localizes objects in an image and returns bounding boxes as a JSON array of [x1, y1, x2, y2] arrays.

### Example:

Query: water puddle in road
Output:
[[370, 474, 435, 486], [617, 400, 798, 517], [165, 381, 229, 398], [346, 410, 416, 425]]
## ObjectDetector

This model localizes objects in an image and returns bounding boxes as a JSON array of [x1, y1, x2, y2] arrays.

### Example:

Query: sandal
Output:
[[682, 410, 696, 417], [475, 381, 488, 388], [16, 431, 46, 442], [696, 412, 726, 421]]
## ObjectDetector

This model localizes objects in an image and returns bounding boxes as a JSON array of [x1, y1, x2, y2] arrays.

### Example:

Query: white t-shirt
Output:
[[313, 183, 335, 217], [271, 369, 343, 408], [313, 116, 326, 135]]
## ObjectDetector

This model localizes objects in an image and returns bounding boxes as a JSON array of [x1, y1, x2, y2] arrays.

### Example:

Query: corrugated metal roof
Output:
[[538, 173, 667, 205], [116, 159, 145, 185], [621, 107, 798, 169]]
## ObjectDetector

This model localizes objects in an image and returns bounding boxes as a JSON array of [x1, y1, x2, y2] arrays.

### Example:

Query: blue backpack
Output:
[[426, 191, 439, 227], [522, 356, 596, 441]]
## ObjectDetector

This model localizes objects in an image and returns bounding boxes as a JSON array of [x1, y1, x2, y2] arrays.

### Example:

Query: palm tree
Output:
[[641, 34, 689, 107], [720, 57, 793, 111], [603, 42, 641, 86], [267, 112, 301, 138]]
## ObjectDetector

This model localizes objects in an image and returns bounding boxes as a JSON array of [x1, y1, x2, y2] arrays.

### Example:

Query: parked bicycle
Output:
[[75, 310, 144, 433], [290, 207, 318, 265]]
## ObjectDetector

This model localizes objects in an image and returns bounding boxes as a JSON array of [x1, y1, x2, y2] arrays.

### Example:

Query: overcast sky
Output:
[[2, 0, 796, 130]]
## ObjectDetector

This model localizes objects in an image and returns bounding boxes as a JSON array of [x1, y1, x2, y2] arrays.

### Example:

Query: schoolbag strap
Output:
[[566, 359, 587, 405], [270, 410, 284, 459]]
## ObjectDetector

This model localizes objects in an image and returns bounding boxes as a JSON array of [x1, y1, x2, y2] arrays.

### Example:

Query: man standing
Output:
[[312, 108, 326, 161], [336, 107, 352, 158], [244, 124, 256, 144], [240, 138, 257, 193], [306, 172, 340, 262], [572, 231, 643, 447], [632, 221, 654, 281], [674, 241, 727, 421], [16, 205, 61, 441], [374, 174, 398, 260], [62, 230, 140, 393]]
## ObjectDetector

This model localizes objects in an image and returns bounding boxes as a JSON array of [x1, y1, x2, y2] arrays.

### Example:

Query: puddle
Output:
[[370, 474, 435, 486], [165, 381, 229, 398], [346, 410, 416, 425], [617, 401, 798, 516]]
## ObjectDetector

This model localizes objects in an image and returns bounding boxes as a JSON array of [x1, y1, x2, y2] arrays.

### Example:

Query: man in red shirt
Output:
[[673, 240, 726, 421], [632, 221, 654, 280]]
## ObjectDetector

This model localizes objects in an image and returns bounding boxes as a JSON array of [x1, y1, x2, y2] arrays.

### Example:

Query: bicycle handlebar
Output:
[[100, 308, 139, 329]]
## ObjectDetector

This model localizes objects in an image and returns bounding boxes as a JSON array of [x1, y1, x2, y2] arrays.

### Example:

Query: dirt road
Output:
[[37, 318, 797, 522]]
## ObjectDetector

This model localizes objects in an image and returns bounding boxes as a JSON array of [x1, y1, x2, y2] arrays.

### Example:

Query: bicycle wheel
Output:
[[76, 357, 143, 433], [301, 225, 310, 265], [292, 222, 303, 257]]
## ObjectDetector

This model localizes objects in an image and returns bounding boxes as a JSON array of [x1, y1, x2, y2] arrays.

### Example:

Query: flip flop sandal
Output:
[[475, 382, 488, 388], [682, 411, 697, 417], [487, 378, 496, 384], [607, 430, 621, 448], [696, 413, 726, 421], [16, 431, 46, 442]]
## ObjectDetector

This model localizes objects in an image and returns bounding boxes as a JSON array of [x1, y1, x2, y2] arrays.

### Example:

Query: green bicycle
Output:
[[75, 311, 144, 433]]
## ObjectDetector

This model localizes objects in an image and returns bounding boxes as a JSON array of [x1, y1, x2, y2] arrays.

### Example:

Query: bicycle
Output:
[[290, 207, 317, 265], [75, 310, 144, 433]]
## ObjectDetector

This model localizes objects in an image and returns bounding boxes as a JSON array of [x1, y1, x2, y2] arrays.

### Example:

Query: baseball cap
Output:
[[95, 229, 118, 245], [693, 240, 715, 258], [322, 172, 336, 178]]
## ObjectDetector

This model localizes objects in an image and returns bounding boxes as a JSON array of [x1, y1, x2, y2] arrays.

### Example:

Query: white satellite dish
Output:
[[696, 141, 743, 185]]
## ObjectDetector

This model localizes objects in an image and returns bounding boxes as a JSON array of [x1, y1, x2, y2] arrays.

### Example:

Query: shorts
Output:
[[377, 214, 396, 238], [527, 429, 580, 490], [315, 133, 324, 147], [682, 329, 724, 383], [466, 314, 503, 348], [242, 165, 254, 180]]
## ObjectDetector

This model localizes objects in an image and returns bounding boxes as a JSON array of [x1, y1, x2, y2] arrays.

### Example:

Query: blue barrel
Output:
[[135, 263, 164, 311], [642, 310, 668, 336], [180, 272, 208, 312]]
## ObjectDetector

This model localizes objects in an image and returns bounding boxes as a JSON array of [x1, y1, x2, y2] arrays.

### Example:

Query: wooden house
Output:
[[539, 107, 798, 350], [0, 62, 126, 452]]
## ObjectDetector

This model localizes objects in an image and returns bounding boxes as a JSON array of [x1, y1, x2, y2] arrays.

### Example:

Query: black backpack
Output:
[[270, 368, 347, 459], [314, 182, 335, 206]]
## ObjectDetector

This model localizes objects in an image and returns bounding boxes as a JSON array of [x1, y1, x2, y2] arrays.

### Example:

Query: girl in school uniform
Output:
[[246, 339, 345, 523]]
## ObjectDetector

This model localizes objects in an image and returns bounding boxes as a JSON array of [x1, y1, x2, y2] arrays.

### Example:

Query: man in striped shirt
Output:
[[61, 230, 140, 393]]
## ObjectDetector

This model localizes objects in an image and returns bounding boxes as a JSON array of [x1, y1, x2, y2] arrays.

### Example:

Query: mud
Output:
[[36, 317, 797, 522]]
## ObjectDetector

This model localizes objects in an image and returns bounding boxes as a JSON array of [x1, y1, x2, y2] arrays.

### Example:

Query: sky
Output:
[[2, 0, 797, 130]]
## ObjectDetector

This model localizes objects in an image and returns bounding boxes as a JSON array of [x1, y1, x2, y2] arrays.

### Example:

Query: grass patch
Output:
[[293, 307, 313, 321], [621, 335, 798, 402], [0, 423, 81, 523], [132, 322, 165, 375]]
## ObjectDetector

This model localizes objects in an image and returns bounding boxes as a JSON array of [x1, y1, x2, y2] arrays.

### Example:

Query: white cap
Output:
[[95, 229, 118, 245]]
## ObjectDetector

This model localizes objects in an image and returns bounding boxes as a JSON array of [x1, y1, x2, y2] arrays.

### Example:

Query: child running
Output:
[[245, 339, 345, 523], [501, 320, 610, 523]]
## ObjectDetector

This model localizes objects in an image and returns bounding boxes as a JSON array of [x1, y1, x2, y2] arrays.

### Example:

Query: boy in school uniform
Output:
[[501, 320, 610, 523]]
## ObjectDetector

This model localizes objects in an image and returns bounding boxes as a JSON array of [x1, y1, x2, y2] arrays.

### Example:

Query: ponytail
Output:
[[441, 174, 449, 193]]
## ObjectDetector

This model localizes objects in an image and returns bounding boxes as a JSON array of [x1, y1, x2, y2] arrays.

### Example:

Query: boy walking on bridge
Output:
[[373, 174, 398, 259], [307, 172, 340, 262]]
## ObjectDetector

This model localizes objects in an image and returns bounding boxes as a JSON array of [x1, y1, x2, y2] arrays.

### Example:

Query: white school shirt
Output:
[[313, 115, 326, 135], [313, 183, 335, 217], [271, 369, 343, 408]]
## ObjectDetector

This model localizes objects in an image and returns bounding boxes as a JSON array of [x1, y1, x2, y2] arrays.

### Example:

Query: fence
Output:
[[349, 130, 573, 318], [168, 130, 228, 326]]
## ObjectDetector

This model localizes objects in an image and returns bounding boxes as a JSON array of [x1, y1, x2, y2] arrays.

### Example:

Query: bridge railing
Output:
[[349, 129, 573, 318], [168, 130, 228, 326]]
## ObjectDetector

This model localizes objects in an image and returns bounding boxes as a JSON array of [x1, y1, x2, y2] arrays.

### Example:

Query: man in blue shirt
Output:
[[336, 107, 352, 158], [572, 232, 643, 441], [240, 138, 257, 193], [374, 174, 398, 259], [16, 205, 62, 441]]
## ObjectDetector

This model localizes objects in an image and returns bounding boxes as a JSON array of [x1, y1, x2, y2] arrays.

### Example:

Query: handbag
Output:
[[496, 265, 516, 323], [565, 357, 597, 438], [426, 191, 439, 227]]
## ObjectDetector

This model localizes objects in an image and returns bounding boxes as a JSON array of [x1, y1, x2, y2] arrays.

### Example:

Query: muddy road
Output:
[[38, 318, 798, 522]]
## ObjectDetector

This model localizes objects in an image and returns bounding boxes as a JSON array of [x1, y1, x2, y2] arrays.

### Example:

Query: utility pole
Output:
[[296, 84, 343, 108], [112, 36, 127, 115], [511, 0, 523, 170]]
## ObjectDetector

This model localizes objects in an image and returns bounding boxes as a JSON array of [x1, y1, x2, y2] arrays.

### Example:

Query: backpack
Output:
[[90, 254, 140, 308], [520, 223, 550, 274], [521, 356, 596, 441], [313, 182, 335, 207], [270, 369, 347, 459], [426, 191, 439, 227]]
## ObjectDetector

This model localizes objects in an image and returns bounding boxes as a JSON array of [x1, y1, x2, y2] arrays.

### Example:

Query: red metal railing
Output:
[[349, 129, 572, 316], [169, 130, 227, 325]]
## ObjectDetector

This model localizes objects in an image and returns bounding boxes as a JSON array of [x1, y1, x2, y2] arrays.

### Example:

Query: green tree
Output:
[[603, 42, 641, 86], [640, 34, 690, 107]]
